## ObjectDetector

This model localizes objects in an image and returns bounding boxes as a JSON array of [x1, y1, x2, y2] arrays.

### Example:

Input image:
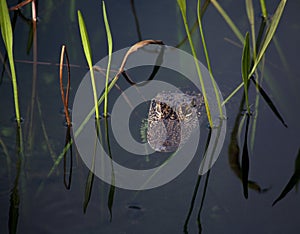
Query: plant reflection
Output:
[[8, 124, 23, 234], [63, 126, 73, 190], [184, 128, 212, 234], [9, 156, 20, 234], [83, 118, 116, 221], [1, 1, 298, 233], [228, 92, 269, 197], [273, 149, 300, 206]]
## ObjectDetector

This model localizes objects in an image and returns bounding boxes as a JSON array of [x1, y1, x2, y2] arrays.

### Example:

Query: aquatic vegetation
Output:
[[0, 0, 21, 126], [177, 0, 213, 127], [59, 45, 71, 127], [273, 149, 300, 206], [102, 1, 113, 117], [219, 0, 287, 105], [77, 10, 100, 120], [77, 1, 113, 119], [197, 0, 223, 118], [241, 32, 251, 115], [206, 0, 287, 198], [0, 1, 298, 232]]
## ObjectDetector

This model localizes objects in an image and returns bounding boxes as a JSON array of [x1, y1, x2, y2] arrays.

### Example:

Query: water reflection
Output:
[[1, 0, 300, 233], [228, 91, 269, 197]]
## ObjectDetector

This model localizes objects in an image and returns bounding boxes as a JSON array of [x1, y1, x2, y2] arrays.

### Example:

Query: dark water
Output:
[[1, 0, 300, 233]]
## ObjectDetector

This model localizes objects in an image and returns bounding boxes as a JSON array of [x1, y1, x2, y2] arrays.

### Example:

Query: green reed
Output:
[[102, 1, 113, 117], [77, 10, 100, 120], [0, 0, 21, 126], [177, 0, 213, 127], [241, 32, 251, 115], [218, 0, 287, 105], [177, 0, 227, 127], [77, 2, 113, 118], [197, 0, 223, 119]]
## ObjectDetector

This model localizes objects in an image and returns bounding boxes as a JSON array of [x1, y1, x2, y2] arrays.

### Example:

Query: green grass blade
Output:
[[197, 0, 211, 73], [250, 58, 265, 152], [177, 0, 213, 127], [210, 0, 244, 44], [177, 0, 186, 16], [223, 0, 286, 106], [222, 82, 243, 106], [246, 0, 254, 30], [197, 0, 223, 118], [77, 11, 92, 68], [246, 0, 256, 59], [77, 10, 99, 119], [255, 17, 267, 54], [175, 0, 210, 48], [0, 0, 21, 126], [241, 32, 250, 114], [249, 0, 287, 78], [102, 1, 113, 117], [259, 0, 268, 19]]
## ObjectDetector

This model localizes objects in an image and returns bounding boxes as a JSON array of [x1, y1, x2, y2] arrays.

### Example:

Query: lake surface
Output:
[[1, 0, 300, 233]]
